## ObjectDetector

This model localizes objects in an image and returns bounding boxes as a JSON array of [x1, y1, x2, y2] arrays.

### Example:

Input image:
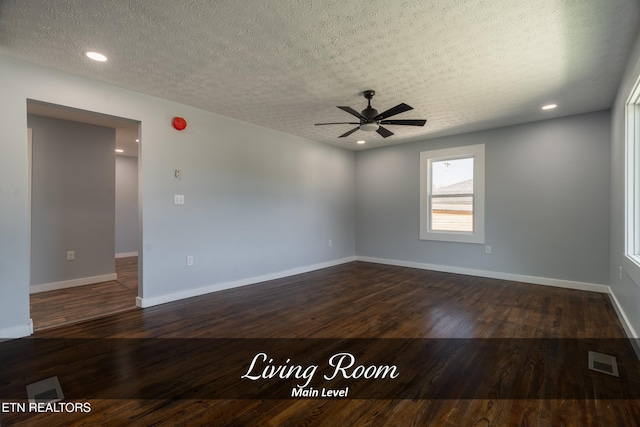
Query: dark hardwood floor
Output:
[[29, 256, 139, 331], [5, 262, 640, 426]]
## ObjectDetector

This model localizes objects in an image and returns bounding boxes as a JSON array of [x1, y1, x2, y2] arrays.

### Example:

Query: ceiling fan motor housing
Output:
[[361, 90, 380, 130], [361, 107, 379, 121]]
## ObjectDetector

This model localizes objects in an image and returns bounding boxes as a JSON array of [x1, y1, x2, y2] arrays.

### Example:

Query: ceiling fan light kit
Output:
[[315, 90, 427, 139], [359, 122, 379, 132]]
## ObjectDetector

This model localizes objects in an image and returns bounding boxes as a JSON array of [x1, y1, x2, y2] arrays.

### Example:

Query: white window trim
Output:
[[420, 144, 485, 244], [624, 73, 640, 288]]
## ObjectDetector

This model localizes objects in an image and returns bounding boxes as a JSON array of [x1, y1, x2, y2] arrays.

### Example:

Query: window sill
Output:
[[623, 255, 640, 289], [420, 230, 484, 244]]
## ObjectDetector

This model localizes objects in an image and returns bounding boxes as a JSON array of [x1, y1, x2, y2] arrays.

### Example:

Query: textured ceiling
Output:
[[2, 1, 639, 150]]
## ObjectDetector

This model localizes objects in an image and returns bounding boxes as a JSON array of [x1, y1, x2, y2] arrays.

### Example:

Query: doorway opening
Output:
[[27, 100, 142, 331]]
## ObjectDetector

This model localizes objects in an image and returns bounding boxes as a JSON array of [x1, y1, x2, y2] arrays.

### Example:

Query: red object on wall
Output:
[[173, 117, 187, 131]]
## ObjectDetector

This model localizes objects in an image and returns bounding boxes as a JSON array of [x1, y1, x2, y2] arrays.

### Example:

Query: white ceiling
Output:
[[2, 1, 639, 150]]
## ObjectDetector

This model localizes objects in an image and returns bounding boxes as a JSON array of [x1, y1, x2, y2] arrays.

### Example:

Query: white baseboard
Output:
[[136, 256, 356, 308], [607, 288, 640, 360], [30, 273, 118, 294], [356, 256, 610, 293], [357, 256, 640, 359], [0, 320, 33, 339], [116, 251, 138, 258]]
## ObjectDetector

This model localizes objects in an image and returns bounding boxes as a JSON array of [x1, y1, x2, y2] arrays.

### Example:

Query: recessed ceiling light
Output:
[[542, 104, 557, 110], [85, 51, 107, 62], [135, 139, 140, 143], [357, 140, 366, 144], [115, 149, 124, 153]]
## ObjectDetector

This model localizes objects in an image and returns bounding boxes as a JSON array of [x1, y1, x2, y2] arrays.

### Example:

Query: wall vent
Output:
[[588, 351, 619, 377], [26, 376, 64, 403]]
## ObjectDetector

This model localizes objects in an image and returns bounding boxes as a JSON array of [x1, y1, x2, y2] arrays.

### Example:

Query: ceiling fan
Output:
[[315, 90, 427, 138]]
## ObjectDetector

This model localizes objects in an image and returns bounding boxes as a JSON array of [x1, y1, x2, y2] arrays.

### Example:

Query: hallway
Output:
[[30, 256, 138, 331]]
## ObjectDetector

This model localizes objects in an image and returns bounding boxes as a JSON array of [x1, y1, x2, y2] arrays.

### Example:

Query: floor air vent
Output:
[[26, 376, 64, 403], [588, 351, 619, 377]]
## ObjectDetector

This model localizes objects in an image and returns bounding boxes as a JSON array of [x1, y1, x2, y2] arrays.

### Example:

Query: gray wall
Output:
[[610, 28, 640, 336], [0, 56, 355, 336], [115, 155, 139, 255], [355, 110, 611, 285], [28, 115, 116, 286], [144, 116, 355, 299]]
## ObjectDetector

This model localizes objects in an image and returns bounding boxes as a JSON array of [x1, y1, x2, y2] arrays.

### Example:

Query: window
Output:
[[624, 74, 640, 286], [420, 144, 485, 243]]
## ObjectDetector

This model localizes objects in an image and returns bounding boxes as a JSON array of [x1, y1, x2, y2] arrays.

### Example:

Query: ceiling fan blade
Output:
[[337, 106, 366, 120], [376, 126, 394, 138], [338, 127, 360, 138], [379, 119, 427, 126], [315, 122, 360, 126], [374, 103, 413, 121]]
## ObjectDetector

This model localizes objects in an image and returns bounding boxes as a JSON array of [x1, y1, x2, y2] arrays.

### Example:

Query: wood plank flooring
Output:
[[29, 257, 139, 331], [5, 262, 640, 426]]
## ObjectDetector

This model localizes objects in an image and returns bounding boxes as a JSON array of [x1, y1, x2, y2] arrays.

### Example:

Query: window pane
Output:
[[431, 157, 474, 232], [420, 144, 484, 243], [431, 158, 474, 194], [431, 195, 473, 232]]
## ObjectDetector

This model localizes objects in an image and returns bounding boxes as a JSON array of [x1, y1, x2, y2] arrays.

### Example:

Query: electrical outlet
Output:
[[186, 256, 194, 266], [67, 251, 75, 261], [174, 194, 185, 205], [485, 246, 492, 254]]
